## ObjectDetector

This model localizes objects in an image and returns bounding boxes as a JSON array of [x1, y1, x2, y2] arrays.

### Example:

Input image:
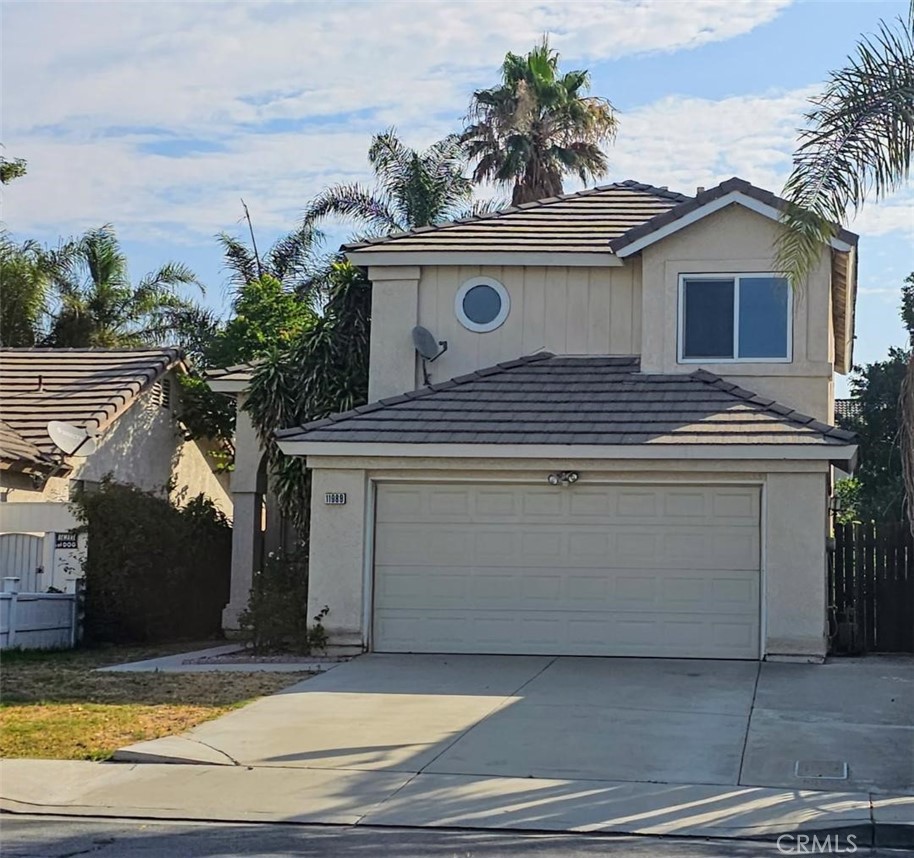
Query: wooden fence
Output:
[[829, 521, 914, 654]]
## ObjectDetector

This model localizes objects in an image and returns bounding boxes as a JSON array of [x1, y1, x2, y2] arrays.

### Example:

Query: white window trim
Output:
[[677, 272, 793, 364], [455, 276, 510, 333]]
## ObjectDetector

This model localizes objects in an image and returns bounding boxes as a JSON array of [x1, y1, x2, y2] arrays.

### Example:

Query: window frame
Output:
[[677, 272, 793, 364], [454, 276, 510, 333]]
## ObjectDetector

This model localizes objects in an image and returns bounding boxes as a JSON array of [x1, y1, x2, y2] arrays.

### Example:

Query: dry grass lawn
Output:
[[0, 642, 308, 760]]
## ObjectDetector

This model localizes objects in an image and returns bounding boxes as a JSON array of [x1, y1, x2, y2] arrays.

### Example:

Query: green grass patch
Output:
[[0, 641, 308, 760]]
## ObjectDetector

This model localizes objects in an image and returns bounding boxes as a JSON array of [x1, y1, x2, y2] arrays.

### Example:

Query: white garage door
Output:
[[373, 482, 761, 659]]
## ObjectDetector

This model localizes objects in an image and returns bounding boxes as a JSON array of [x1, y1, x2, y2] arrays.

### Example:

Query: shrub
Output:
[[72, 479, 231, 643], [238, 548, 328, 653]]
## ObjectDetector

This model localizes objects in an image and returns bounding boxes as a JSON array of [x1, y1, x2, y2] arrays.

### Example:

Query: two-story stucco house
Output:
[[274, 177, 858, 662]]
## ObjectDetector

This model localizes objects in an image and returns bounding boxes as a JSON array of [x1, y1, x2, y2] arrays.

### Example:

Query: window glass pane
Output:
[[682, 279, 734, 359], [738, 276, 789, 358], [462, 284, 502, 325]]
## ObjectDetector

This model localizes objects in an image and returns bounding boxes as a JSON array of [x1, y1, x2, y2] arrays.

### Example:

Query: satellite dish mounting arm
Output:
[[411, 326, 448, 385]]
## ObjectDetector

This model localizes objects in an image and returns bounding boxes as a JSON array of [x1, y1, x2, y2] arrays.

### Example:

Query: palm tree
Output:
[[462, 38, 618, 206], [217, 206, 321, 297], [0, 232, 52, 346], [44, 225, 202, 348], [303, 129, 482, 234], [776, 8, 914, 531]]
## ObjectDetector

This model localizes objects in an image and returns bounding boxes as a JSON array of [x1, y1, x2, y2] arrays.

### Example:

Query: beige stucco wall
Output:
[[368, 261, 642, 400], [306, 456, 830, 659], [640, 205, 835, 423], [1, 371, 232, 518]]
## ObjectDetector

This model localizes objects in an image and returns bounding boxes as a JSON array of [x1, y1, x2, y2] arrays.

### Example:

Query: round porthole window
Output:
[[454, 277, 510, 333]]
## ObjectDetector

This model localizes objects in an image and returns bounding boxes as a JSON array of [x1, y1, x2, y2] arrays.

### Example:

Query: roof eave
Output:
[[346, 250, 623, 268], [277, 439, 858, 469]]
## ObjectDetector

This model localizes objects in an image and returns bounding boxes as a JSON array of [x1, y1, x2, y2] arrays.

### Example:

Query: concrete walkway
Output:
[[95, 644, 343, 674], [3, 654, 912, 844]]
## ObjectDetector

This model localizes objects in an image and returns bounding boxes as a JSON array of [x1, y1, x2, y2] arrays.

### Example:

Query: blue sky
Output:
[[4, 0, 912, 395]]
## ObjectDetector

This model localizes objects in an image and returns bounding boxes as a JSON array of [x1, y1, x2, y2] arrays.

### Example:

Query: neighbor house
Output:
[[242, 176, 857, 663], [0, 348, 232, 591]]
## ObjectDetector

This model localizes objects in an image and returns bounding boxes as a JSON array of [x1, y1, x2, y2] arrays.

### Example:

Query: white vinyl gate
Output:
[[0, 533, 45, 592]]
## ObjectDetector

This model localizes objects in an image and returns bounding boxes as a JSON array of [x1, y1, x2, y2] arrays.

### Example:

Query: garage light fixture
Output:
[[547, 471, 579, 486]]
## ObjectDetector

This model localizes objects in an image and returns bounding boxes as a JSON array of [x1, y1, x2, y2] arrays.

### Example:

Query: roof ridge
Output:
[[688, 368, 856, 442], [0, 346, 184, 355], [343, 181, 693, 252]]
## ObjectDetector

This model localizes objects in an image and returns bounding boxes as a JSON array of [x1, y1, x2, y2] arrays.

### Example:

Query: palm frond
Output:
[[265, 223, 322, 288], [217, 233, 260, 287], [303, 183, 403, 233], [777, 16, 914, 285]]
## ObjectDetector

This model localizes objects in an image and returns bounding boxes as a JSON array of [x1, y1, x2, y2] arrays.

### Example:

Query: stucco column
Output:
[[367, 266, 420, 401], [222, 492, 263, 631], [307, 468, 367, 649], [222, 397, 266, 632], [765, 471, 829, 659]]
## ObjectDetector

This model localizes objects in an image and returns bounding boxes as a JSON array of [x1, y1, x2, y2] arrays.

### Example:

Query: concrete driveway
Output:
[[119, 653, 914, 794]]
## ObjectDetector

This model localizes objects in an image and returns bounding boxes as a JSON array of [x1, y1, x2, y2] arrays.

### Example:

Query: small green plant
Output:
[[238, 550, 329, 654]]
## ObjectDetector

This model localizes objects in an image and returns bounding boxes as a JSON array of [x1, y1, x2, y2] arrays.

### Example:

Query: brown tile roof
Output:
[[277, 354, 856, 453], [344, 181, 690, 255], [0, 420, 53, 470], [0, 348, 183, 464]]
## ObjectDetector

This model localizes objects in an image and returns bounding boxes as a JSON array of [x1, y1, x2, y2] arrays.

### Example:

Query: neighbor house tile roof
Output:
[[204, 362, 257, 385], [0, 348, 183, 466], [277, 353, 856, 449], [344, 181, 691, 255], [0, 420, 53, 470]]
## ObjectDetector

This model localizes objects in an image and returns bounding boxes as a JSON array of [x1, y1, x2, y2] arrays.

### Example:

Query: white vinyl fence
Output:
[[0, 577, 79, 650]]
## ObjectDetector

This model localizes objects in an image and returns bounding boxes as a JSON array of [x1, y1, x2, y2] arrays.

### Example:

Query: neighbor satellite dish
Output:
[[48, 421, 98, 457], [411, 326, 447, 362]]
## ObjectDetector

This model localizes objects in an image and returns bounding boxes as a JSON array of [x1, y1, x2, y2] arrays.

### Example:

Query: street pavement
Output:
[[0, 816, 897, 858]]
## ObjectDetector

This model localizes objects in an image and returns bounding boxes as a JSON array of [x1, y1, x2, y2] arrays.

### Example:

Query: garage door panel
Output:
[[375, 608, 760, 659], [376, 564, 758, 614], [373, 483, 761, 659], [377, 525, 758, 570]]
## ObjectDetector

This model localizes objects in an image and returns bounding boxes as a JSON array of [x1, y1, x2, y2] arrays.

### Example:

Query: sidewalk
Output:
[[1, 758, 911, 846]]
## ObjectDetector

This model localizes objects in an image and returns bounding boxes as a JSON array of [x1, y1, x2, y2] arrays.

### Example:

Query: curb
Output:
[[2, 800, 910, 847]]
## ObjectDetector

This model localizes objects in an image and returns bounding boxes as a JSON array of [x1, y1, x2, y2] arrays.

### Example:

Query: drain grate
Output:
[[795, 760, 848, 779]]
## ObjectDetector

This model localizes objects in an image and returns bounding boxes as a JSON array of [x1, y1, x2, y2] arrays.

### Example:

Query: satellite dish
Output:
[[48, 421, 98, 457], [412, 326, 448, 387], [412, 326, 447, 362]]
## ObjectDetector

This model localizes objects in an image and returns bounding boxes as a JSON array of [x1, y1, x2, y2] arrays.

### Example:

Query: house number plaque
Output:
[[324, 492, 347, 505]]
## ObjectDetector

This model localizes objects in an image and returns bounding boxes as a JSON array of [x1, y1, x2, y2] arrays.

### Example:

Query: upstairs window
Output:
[[679, 274, 791, 362]]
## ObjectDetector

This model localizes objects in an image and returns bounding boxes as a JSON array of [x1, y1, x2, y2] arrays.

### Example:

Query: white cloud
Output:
[[5, 0, 907, 251], [850, 196, 914, 238], [5, 1, 791, 135], [607, 89, 820, 193], [3, 0, 793, 232]]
